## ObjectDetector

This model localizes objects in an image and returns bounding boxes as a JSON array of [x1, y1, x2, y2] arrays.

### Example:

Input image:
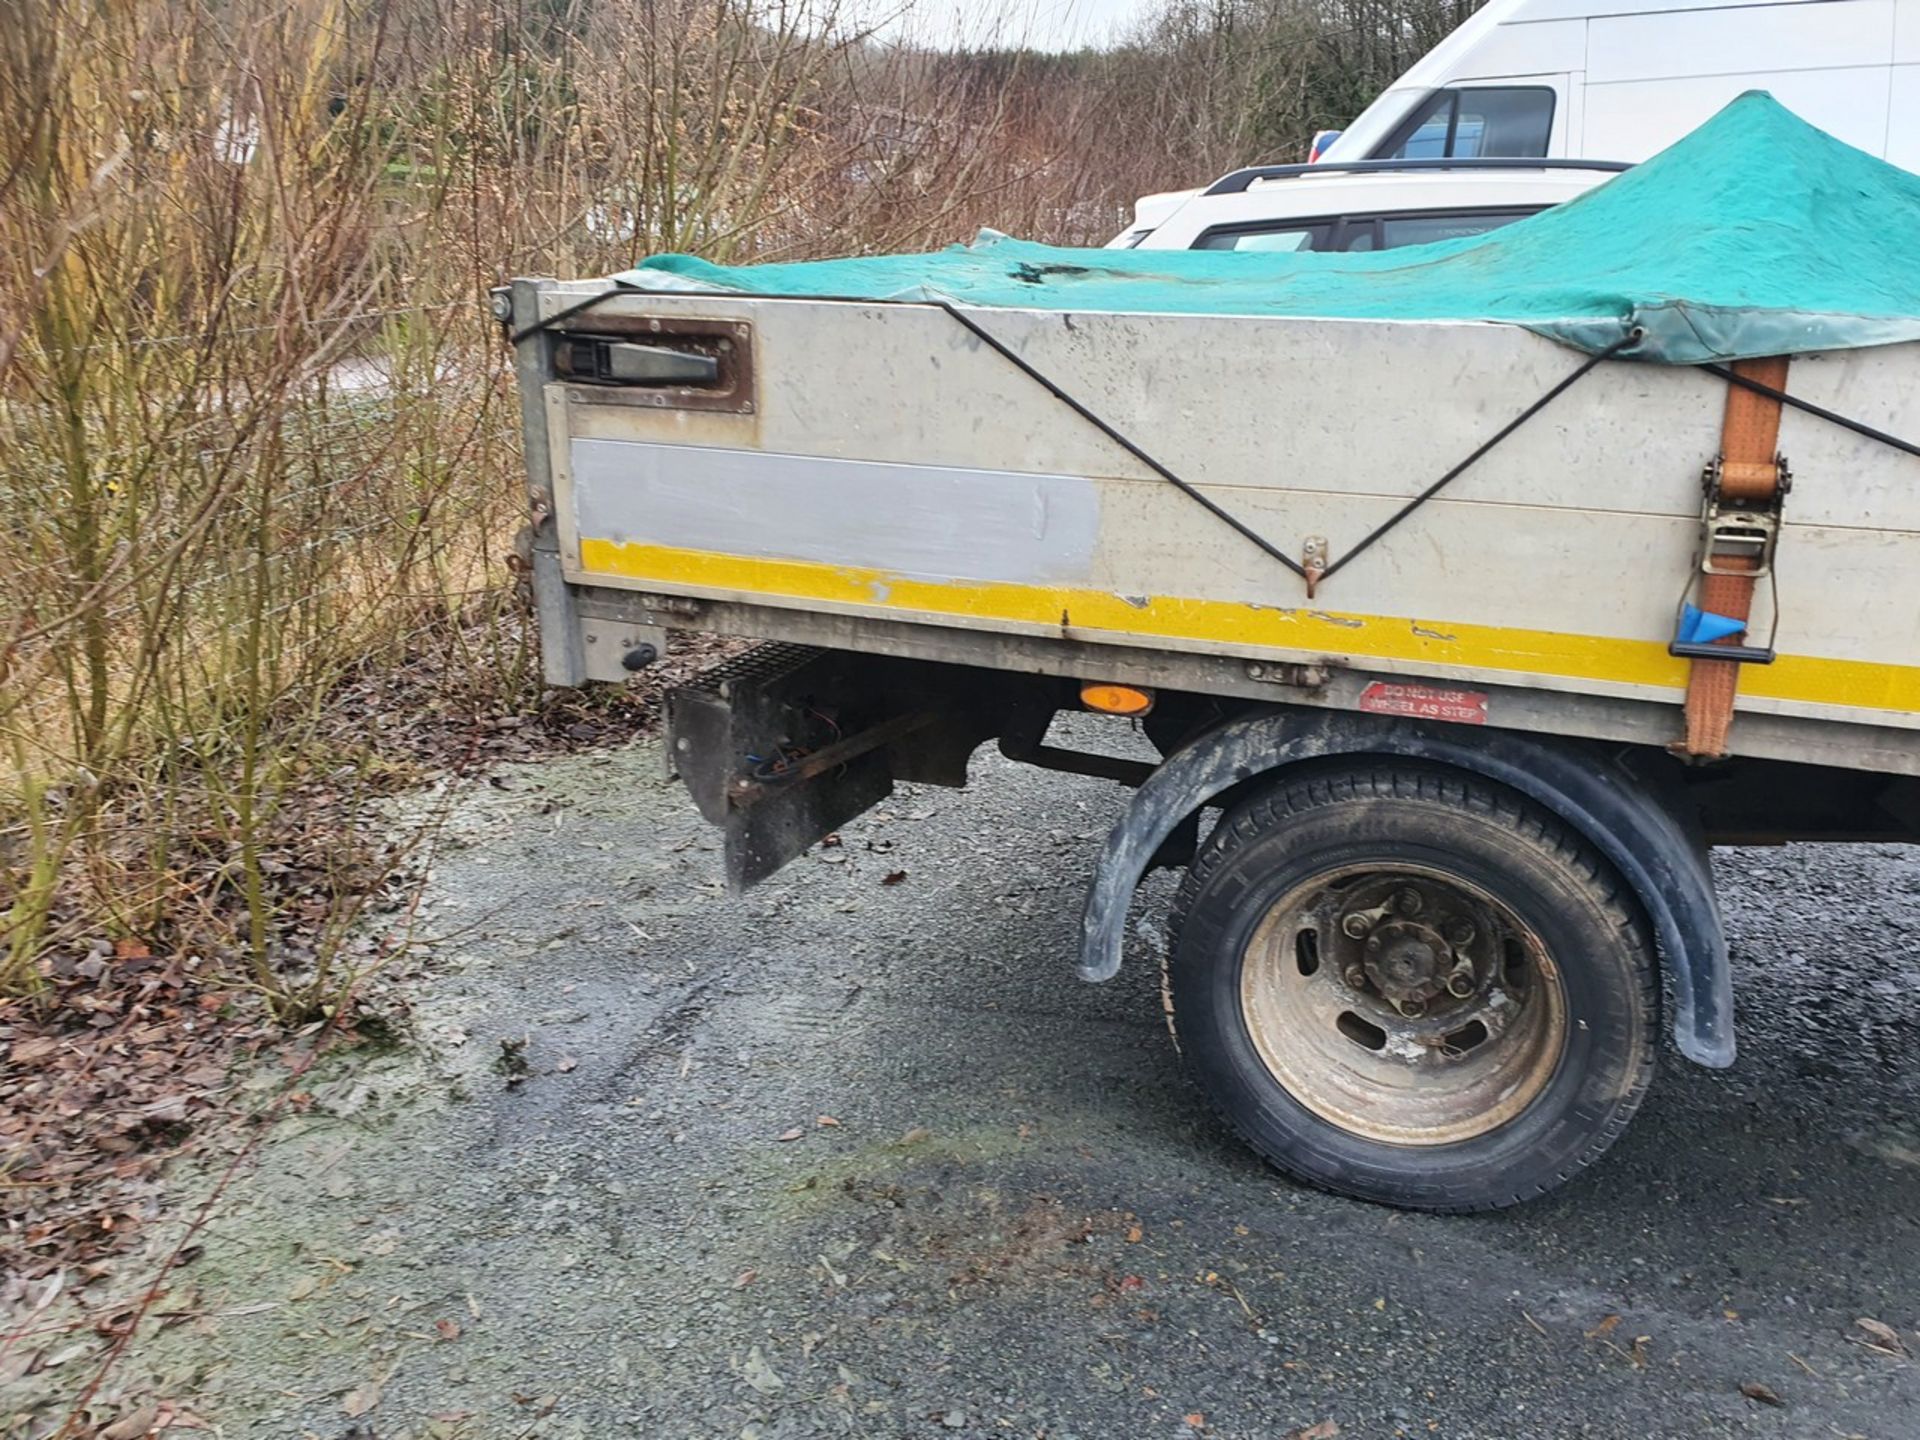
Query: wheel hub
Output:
[[1237, 863, 1570, 1146], [1363, 920, 1451, 1004], [1343, 879, 1484, 1016]]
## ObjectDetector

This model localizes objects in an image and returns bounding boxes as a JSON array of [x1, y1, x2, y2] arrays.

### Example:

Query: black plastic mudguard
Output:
[[1077, 709, 1735, 1069]]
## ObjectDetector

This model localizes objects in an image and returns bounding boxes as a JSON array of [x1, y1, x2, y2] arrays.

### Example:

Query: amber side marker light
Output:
[[1080, 682, 1156, 716]]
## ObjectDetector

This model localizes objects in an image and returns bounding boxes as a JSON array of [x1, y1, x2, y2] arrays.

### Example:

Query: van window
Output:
[[1377, 87, 1555, 160]]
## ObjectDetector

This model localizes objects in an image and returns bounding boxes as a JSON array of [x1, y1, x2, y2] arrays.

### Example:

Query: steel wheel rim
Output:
[[1237, 862, 1569, 1146]]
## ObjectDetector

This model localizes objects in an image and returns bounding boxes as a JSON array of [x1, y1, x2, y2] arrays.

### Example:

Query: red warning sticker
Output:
[[1358, 681, 1489, 725]]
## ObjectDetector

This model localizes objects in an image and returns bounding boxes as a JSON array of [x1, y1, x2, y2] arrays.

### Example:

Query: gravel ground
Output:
[[37, 726, 1920, 1439]]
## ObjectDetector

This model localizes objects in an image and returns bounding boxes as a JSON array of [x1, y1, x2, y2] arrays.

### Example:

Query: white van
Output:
[[1319, 0, 1918, 170]]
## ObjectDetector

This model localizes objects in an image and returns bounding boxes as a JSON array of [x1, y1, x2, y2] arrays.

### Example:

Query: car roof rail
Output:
[[1200, 157, 1633, 197]]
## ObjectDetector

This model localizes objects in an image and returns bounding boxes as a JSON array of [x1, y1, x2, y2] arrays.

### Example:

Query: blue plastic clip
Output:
[[1676, 604, 1747, 646]]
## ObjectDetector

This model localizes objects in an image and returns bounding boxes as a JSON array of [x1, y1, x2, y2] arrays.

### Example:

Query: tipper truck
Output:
[[494, 96, 1920, 1210]]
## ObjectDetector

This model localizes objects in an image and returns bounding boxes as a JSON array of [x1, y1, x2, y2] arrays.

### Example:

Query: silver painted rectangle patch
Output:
[[570, 438, 1099, 585]]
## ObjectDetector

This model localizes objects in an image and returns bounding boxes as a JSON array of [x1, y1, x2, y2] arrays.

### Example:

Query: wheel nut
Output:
[[1395, 887, 1424, 916], [1341, 913, 1372, 939], [1343, 965, 1368, 990], [1396, 998, 1427, 1019], [1444, 917, 1475, 946], [1445, 970, 1477, 999]]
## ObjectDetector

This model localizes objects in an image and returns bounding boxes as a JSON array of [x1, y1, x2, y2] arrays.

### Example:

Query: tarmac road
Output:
[[79, 727, 1920, 1439]]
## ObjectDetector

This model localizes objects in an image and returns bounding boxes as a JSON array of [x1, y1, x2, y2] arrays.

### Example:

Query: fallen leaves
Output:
[[881, 870, 908, 886], [341, 1380, 383, 1418], [1739, 1381, 1784, 1407], [0, 948, 265, 1282], [1287, 1423, 1340, 1440], [1583, 1313, 1649, 1367], [92, 1401, 211, 1438], [10, 1035, 62, 1064], [434, 1317, 462, 1341], [1853, 1316, 1910, 1357], [742, 1345, 785, 1395], [97, 1404, 161, 1440], [776, 1126, 805, 1142]]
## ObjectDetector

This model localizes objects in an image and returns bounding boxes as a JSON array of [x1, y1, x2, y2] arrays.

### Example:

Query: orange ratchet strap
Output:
[[1676, 355, 1790, 759]]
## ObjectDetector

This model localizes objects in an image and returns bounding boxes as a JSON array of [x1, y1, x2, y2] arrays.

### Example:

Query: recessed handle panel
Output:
[[555, 338, 719, 386], [548, 316, 754, 414]]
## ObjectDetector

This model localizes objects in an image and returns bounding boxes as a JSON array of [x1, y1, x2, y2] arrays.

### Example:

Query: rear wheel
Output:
[[1166, 761, 1657, 1211]]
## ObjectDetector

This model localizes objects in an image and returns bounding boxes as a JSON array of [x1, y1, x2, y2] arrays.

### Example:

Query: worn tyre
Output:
[[1166, 760, 1657, 1212]]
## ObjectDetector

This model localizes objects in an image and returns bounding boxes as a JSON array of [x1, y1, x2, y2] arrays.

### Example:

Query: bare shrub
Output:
[[0, 0, 1154, 1012], [0, 0, 1485, 1010]]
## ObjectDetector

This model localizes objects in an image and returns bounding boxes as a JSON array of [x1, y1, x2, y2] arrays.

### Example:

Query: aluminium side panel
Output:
[[529, 286, 1920, 744]]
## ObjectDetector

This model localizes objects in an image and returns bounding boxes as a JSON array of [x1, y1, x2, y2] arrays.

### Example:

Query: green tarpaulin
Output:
[[615, 93, 1920, 365]]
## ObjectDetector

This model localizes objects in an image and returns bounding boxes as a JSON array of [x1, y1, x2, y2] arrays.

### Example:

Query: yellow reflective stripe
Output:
[[577, 539, 1920, 715]]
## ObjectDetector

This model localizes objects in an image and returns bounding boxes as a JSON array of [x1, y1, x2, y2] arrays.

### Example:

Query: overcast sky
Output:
[[862, 0, 1162, 52]]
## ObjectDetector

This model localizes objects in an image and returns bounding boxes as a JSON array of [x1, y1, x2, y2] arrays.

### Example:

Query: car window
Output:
[[1379, 87, 1554, 160], [1191, 205, 1545, 257], [1193, 224, 1331, 253], [1378, 209, 1540, 248]]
